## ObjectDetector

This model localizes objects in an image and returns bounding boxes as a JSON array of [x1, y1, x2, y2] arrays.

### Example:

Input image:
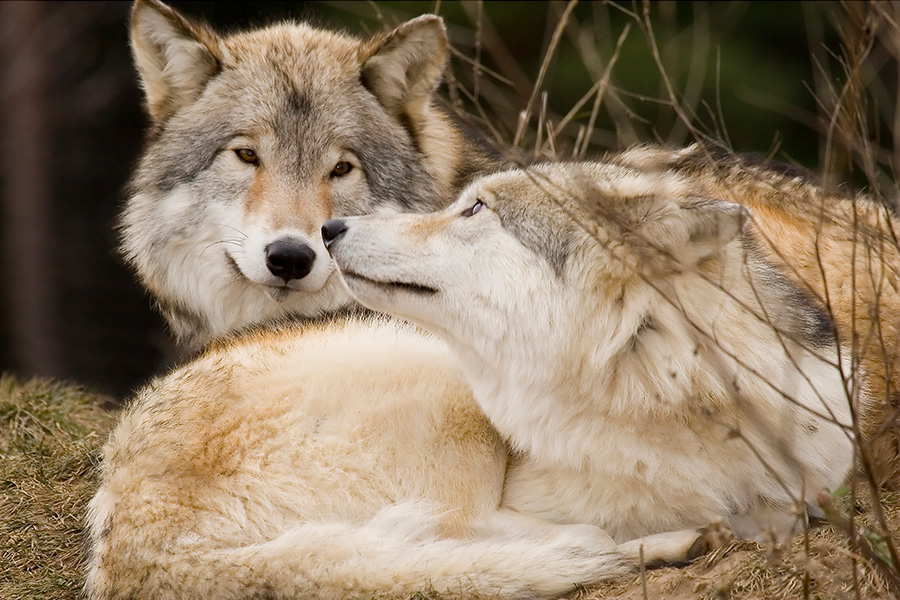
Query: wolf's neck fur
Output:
[[415, 103, 508, 211], [452, 244, 852, 537], [458, 243, 849, 474]]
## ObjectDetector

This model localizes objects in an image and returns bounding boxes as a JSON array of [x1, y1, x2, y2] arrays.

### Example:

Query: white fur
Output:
[[331, 162, 855, 543], [121, 186, 349, 339]]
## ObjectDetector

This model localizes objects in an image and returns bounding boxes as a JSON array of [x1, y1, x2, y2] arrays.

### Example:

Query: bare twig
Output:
[[513, 0, 579, 148]]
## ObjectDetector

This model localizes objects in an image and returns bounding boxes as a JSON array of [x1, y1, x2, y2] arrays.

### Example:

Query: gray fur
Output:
[[122, 1, 505, 347]]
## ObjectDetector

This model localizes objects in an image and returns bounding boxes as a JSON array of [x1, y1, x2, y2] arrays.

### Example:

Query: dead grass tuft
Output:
[[589, 498, 900, 599], [0, 375, 114, 599]]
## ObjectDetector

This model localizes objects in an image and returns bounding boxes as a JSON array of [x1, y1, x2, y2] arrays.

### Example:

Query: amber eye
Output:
[[331, 161, 353, 177], [235, 148, 260, 166], [461, 200, 485, 217]]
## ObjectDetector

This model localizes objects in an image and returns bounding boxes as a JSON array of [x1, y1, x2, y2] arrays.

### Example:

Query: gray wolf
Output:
[[121, 0, 501, 349], [85, 316, 708, 599], [325, 158, 857, 542]]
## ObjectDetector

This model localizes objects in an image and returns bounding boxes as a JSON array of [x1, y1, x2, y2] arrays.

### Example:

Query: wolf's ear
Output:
[[130, 0, 221, 123], [671, 198, 748, 266], [639, 198, 748, 269], [360, 15, 448, 117]]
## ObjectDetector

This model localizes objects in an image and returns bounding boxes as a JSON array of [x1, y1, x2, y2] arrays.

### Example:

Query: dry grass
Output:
[[589, 489, 900, 600], [0, 375, 114, 600]]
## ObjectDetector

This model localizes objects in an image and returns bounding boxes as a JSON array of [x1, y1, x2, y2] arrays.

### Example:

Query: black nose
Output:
[[265, 239, 316, 282], [321, 219, 348, 247]]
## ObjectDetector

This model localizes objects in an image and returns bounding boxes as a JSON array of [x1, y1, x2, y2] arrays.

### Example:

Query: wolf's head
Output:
[[324, 162, 751, 355], [325, 161, 837, 412], [123, 0, 496, 348]]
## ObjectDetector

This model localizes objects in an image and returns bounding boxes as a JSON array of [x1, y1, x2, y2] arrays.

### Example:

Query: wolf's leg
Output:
[[618, 520, 734, 568], [619, 529, 709, 567], [478, 507, 720, 571], [87, 502, 630, 600]]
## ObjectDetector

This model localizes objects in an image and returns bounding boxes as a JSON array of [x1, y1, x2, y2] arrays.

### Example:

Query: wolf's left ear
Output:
[[360, 15, 448, 117], [130, 0, 222, 123], [658, 198, 749, 267]]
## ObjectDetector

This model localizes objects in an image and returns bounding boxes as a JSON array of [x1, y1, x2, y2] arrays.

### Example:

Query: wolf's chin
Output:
[[264, 286, 296, 302], [225, 251, 332, 302], [341, 271, 439, 297]]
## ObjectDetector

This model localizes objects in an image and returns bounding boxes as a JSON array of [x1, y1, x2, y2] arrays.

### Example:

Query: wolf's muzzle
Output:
[[321, 219, 348, 252]]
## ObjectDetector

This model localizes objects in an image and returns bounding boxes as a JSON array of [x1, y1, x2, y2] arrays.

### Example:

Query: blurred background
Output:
[[0, 1, 894, 399]]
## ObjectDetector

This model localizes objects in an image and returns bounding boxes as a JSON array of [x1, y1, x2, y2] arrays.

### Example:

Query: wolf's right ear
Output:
[[360, 15, 448, 117], [130, 0, 221, 123]]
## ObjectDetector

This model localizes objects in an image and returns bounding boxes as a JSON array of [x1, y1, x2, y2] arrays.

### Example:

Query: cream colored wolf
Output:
[[86, 316, 709, 599], [121, 0, 500, 349], [325, 160, 856, 542], [87, 156, 868, 599]]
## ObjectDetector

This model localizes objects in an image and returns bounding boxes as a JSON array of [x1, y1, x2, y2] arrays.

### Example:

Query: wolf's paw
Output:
[[698, 518, 734, 554], [618, 528, 713, 568]]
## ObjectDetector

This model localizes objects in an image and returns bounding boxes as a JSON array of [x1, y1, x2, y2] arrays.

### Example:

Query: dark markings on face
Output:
[[271, 58, 311, 113], [286, 88, 312, 118], [138, 119, 236, 195], [354, 125, 438, 212], [492, 189, 573, 276]]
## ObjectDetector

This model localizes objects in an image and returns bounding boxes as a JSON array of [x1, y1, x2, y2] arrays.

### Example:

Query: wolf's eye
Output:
[[461, 200, 485, 218], [235, 148, 260, 166], [331, 161, 353, 177]]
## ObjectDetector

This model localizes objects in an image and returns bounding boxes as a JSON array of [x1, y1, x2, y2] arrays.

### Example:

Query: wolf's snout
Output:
[[265, 239, 316, 282], [321, 219, 348, 249]]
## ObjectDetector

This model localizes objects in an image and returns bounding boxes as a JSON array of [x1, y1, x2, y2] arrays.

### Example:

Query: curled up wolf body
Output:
[[88, 1, 900, 599]]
